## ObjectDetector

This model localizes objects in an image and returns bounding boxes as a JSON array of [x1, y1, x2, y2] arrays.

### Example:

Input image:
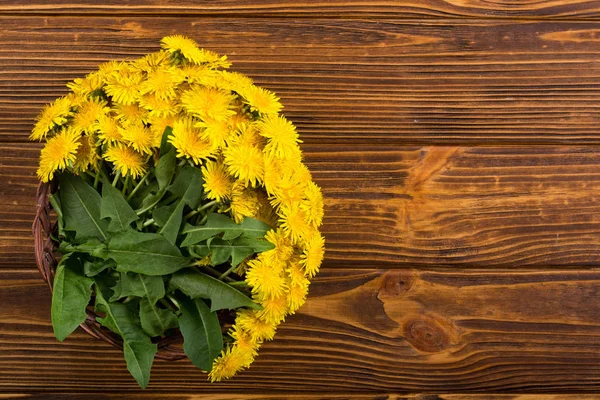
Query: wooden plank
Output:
[[1, 268, 600, 393], [2, 396, 599, 400], [3, 143, 600, 268], [3, 17, 600, 144], [1, 1, 600, 19]]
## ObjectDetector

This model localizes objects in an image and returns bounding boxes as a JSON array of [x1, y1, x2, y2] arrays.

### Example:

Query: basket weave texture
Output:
[[32, 181, 186, 361]]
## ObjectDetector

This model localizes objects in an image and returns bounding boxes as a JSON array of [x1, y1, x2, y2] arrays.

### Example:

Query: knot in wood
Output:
[[377, 270, 414, 300], [403, 318, 449, 353]]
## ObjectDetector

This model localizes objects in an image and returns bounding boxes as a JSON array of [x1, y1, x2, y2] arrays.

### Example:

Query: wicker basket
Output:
[[33, 181, 186, 360]]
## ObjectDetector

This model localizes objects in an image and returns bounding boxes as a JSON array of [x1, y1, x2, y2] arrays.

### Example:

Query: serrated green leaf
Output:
[[58, 237, 108, 259], [101, 180, 139, 232], [192, 235, 274, 267], [107, 230, 189, 275], [49, 193, 66, 238], [155, 147, 176, 190], [170, 270, 260, 311], [95, 278, 157, 389], [159, 126, 174, 155], [152, 201, 184, 245], [83, 258, 115, 277], [178, 297, 223, 371], [209, 238, 254, 267], [140, 299, 178, 337], [129, 181, 158, 210], [51, 254, 93, 342], [110, 272, 165, 304], [135, 188, 167, 216], [59, 173, 108, 241], [167, 166, 204, 210], [234, 235, 277, 253], [182, 213, 271, 246]]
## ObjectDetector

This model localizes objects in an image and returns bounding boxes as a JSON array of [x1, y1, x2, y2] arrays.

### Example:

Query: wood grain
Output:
[[3, 17, 600, 144], [2, 396, 599, 400], [2, 268, 600, 393], [3, 143, 600, 268], [1, 1, 600, 19]]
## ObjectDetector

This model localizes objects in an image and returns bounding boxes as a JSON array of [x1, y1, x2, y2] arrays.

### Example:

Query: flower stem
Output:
[[228, 281, 249, 287], [178, 159, 187, 167], [219, 264, 238, 280], [112, 171, 122, 187], [184, 200, 218, 220], [142, 218, 155, 227], [127, 170, 150, 201], [159, 298, 178, 314], [167, 295, 181, 310], [121, 175, 131, 196], [93, 168, 100, 190]]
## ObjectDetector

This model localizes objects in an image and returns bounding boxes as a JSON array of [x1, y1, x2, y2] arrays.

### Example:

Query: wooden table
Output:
[[2, 2, 600, 398]]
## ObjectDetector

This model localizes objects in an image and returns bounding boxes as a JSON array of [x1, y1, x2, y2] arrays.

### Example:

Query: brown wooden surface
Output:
[[4, 17, 600, 144], [2, 1, 600, 398], [2, 1, 600, 19], [3, 143, 600, 268], [2, 268, 600, 394]]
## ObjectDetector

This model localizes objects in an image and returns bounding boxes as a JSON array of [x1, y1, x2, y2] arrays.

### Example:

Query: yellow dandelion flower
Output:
[[180, 85, 236, 122], [196, 118, 231, 149], [235, 310, 277, 342], [30, 97, 73, 140], [72, 98, 110, 134], [138, 93, 179, 118], [269, 174, 306, 210], [227, 182, 260, 223], [229, 113, 251, 132], [66, 93, 86, 109], [72, 134, 98, 173], [262, 156, 283, 195], [294, 163, 312, 186], [232, 122, 264, 149], [260, 228, 294, 266], [95, 115, 122, 145], [168, 117, 215, 164], [36, 128, 81, 182], [103, 144, 146, 179], [208, 347, 245, 382], [253, 192, 279, 227], [241, 85, 282, 116], [180, 64, 216, 85], [257, 293, 288, 324], [161, 35, 231, 68], [223, 143, 264, 187], [300, 232, 325, 278], [112, 103, 148, 124], [202, 160, 232, 202], [278, 204, 311, 244], [140, 67, 184, 101], [118, 121, 155, 155], [301, 181, 324, 228], [148, 115, 176, 141], [97, 60, 123, 77], [287, 279, 309, 314], [245, 259, 287, 300], [287, 259, 308, 286], [258, 115, 302, 159], [161, 35, 201, 59], [228, 325, 259, 367], [104, 71, 143, 105], [132, 50, 171, 73], [220, 71, 254, 93], [67, 72, 105, 98]]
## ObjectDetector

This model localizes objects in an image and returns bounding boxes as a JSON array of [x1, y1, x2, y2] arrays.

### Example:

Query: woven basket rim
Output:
[[32, 181, 186, 361]]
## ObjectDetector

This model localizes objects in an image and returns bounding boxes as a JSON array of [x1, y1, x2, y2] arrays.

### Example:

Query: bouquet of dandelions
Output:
[[30, 35, 324, 388]]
